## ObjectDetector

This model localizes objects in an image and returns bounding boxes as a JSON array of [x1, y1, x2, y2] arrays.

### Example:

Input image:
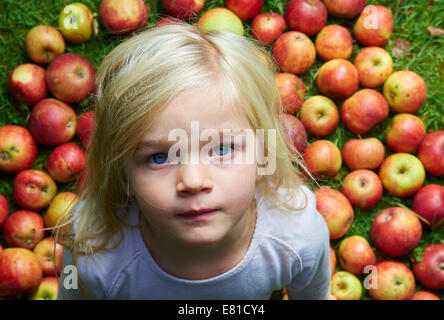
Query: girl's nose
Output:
[[176, 162, 213, 195]]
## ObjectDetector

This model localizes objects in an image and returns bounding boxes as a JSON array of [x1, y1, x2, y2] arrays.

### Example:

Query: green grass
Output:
[[0, 0, 443, 300]]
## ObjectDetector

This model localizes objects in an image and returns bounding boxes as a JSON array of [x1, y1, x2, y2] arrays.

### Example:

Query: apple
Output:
[[353, 5, 394, 47], [58, 2, 95, 44], [370, 207, 422, 257], [417, 131, 444, 176], [44, 192, 79, 235], [25, 25, 66, 64], [47, 143, 86, 184], [299, 95, 339, 137], [251, 12, 286, 46], [315, 24, 353, 61], [225, 0, 263, 21], [0, 125, 38, 174], [77, 171, 87, 194], [161, 0, 205, 20], [342, 137, 385, 170], [341, 169, 382, 210], [197, 7, 244, 36], [385, 113, 426, 153], [27, 276, 58, 300], [0, 248, 43, 297], [354, 46, 393, 88], [77, 111, 95, 148], [8, 63, 47, 107], [13, 169, 57, 211], [412, 184, 444, 228], [303, 140, 342, 180], [330, 271, 362, 300], [412, 244, 444, 290], [383, 70, 427, 114], [284, 0, 327, 36], [155, 16, 184, 27], [280, 114, 307, 154], [341, 89, 389, 135], [316, 59, 359, 100], [272, 31, 316, 75], [330, 246, 336, 275], [411, 291, 440, 300], [322, 0, 367, 18], [378, 153, 425, 198], [314, 187, 354, 240], [0, 193, 8, 229], [45, 53, 95, 104], [338, 235, 376, 275], [368, 261, 415, 300], [28, 98, 77, 147], [99, 0, 149, 35], [33, 237, 63, 277], [275, 73, 305, 114], [3, 210, 45, 250]]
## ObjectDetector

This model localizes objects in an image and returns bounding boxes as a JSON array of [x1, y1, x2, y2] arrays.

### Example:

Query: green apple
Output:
[[197, 7, 244, 36], [27, 277, 59, 300], [331, 271, 362, 300], [59, 3, 97, 44]]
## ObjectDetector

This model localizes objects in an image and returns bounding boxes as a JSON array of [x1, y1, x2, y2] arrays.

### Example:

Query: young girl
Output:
[[57, 23, 331, 300]]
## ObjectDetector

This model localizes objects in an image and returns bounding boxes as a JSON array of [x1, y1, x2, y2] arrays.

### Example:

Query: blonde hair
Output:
[[60, 23, 312, 265]]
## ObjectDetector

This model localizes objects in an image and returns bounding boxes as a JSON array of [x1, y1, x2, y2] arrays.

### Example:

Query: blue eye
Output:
[[148, 153, 169, 165], [212, 144, 234, 157]]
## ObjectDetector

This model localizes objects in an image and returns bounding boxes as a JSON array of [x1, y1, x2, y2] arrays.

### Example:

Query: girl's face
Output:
[[125, 87, 259, 248]]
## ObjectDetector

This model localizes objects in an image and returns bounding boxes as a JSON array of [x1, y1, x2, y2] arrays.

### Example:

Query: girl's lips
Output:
[[176, 209, 219, 221]]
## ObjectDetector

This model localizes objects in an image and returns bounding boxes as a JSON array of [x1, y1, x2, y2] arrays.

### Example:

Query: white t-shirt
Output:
[[57, 185, 331, 300]]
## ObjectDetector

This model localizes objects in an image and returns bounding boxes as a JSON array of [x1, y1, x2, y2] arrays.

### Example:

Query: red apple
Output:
[[0, 193, 8, 229], [370, 207, 422, 257], [225, 0, 263, 21], [353, 5, 393, 47], [368, 261, 415, 300], [47, 143, 86, 184], [77, 111, 95, 148], [284, 0, 327, 36], [338, 235, 376, 275], [303, 140, 342, 179], [341, 89, 389, 135], [3, 210, 45, 250], [58, 2, 96, 43], [411, 291, 440, 300], [0, 248, 43, 297], [354, 46, 393, 88], [341, 169, 382, 210], [99, 0, 148, 35], [378, 153, 425, 198], [44, 192, 79, 235], [322, 0, 367, 18], [251, 11, 286, 46], [330, 271, 362, 300], [299, 95, 339, 137], [161, 0, 205, 20], [272, 31, 316, 75], [25, 25, 66, 65], [280, 114, 308, 154], [8, 63, 47, 107], [0, 125, 38, 174], [155, 16, 184, 27], [316, 59, 359, 100], [412, 184, 444, 228], [197, 7, 244, 36], [342, 137, 385, 170], [383, 70, 427, 114], [13, 169, 57, 211], [315, 24, 353, 61], [27, 276, 59, 300], [314, 187, 354, 240], [275, 73, 305, 114], [385, 113, 426, 153], [45, 53, 95, 104], [28, 98, 77, 147], [412, 244, 444, 290], [417, 131, 444, 176], [33, 237, 63, 277], [330, 246, 336, 275]]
